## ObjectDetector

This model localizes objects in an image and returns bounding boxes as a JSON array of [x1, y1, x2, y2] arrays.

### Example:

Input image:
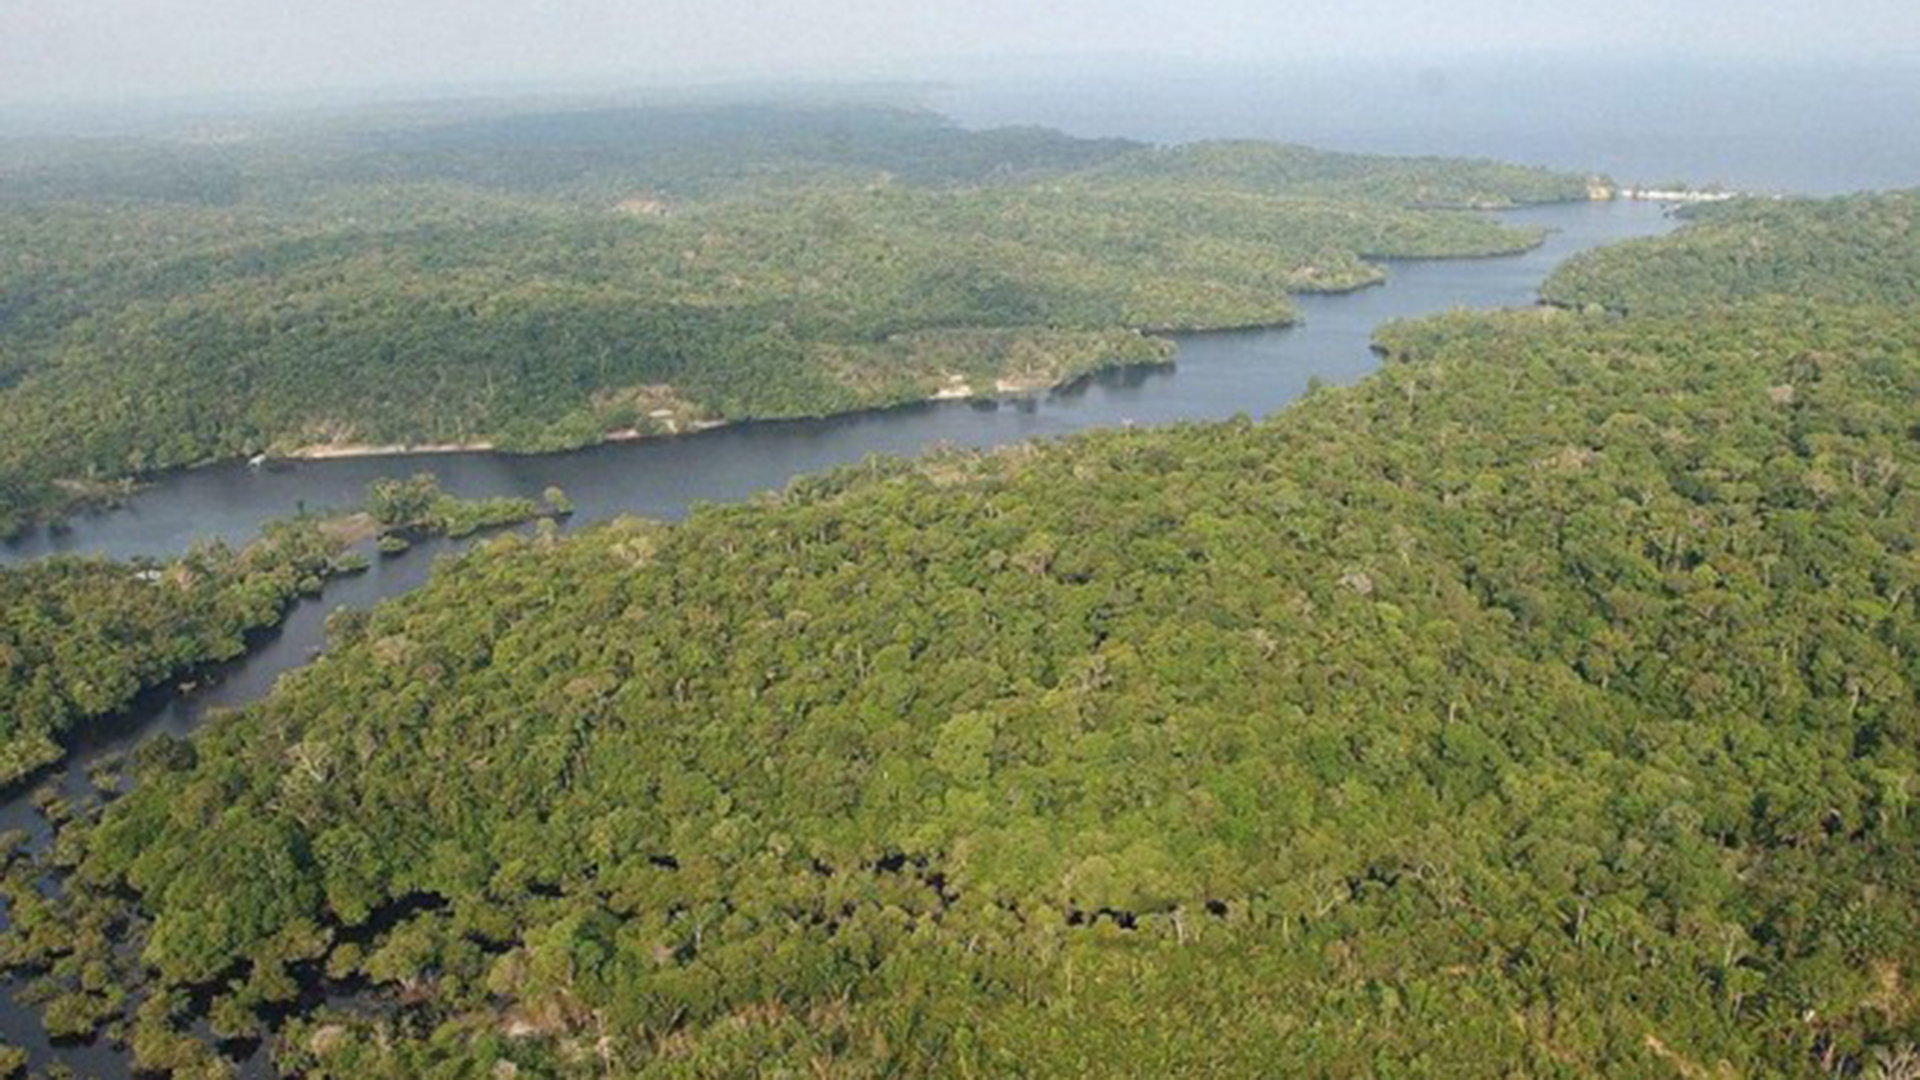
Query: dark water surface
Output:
[[0, 198, 1675, 1075]]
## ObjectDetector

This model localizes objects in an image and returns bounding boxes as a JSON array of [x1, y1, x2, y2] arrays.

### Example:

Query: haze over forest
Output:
[[5, 0, 1918, 107]]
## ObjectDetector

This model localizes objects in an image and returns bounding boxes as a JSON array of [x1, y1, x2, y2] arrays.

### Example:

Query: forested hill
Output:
[[1081, 139, 1589, 207], [0, 102, 1589, 537], [7, 193, 1915, 1075], [1542, 189, 1920, 313]]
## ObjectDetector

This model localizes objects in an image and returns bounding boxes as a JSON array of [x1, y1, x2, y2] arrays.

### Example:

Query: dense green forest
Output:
[[4, 190, 1915, 1075], [0, 521, 355, 788], [0, 478, 562, 788], [0, 102, 1591, 536], [1543, 190, 1920, 313]]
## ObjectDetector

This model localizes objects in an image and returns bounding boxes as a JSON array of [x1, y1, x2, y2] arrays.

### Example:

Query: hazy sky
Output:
[[5, 0, 1918, 106]]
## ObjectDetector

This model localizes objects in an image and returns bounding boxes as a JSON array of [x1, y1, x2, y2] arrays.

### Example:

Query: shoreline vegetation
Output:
[[19, 346, 1184, 521], [0, 477, 569, 789], [276, 367, 1109, 463], [1542, 189, 1920, 314], [0, 516, 363, 790], [0, 100, 1589, 538], [185, 304, 1330, 474], [0, 185, 1912, 1075], [247, 188, 1858, 479]]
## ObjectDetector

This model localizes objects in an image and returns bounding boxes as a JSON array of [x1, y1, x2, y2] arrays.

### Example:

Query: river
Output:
[[0, 197, 1675, 1074], [1, 200, 1672, 566]]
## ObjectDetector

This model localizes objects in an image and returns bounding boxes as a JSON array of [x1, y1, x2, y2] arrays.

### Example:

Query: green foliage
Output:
[[14, 289, 1917, 1072], [368, 473, 549, 538], [365, 475, 445, 529], [1083, 138, 1595, 207], [0, 477, 557, 784], [24, 111, 1919, 1080], [1543, 190, 1920, 313], [0, 518, 348, 786], [0, 102, 1579, 533]]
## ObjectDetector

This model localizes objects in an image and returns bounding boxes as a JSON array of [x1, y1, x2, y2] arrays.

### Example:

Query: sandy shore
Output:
[[287, 440, 498, 461], [285, 420, 731, 461]]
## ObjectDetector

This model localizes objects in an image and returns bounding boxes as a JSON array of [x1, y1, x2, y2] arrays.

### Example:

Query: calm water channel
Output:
[[0, 198, 1676, 1075]]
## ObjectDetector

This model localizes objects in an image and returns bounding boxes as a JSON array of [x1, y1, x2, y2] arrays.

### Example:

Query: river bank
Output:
[[0, 482, 570, 801], [0, 199, 1678, 1076], [0, 201, 1675, 569]]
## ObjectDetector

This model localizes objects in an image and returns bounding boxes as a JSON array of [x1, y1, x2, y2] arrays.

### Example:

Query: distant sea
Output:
[[929, 56, 1920, 196]]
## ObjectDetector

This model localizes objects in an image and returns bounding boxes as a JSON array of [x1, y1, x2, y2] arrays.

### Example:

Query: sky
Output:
[[3, 0, 1918, 107]]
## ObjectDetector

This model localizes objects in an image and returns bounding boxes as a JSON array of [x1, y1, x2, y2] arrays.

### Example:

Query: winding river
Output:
[[0, 198, 1675, 1074]]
